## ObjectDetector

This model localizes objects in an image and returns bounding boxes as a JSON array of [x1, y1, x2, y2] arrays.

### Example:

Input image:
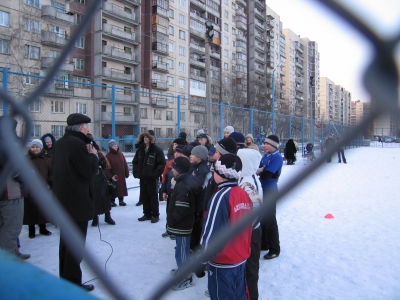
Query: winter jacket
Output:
[[132, 132, 166, 180], [93, 152, 112, 215], [191, 160, 211, 214], [106, 148, 129, 198], [237, 148, 263, 229], [23, 149, 52, 225], [245, 134, 260, 151], [52, 129, 98, 222], [284, 139, 297, 160], [259, 149, 283, 191], [201, 181, 252, 267], [167, 173, 202, 236], [40, 133, 57, 157], [160, 159, 174, 195]]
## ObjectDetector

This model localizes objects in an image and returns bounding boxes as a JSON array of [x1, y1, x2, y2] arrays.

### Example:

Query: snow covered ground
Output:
[[19, 146, 400, 300]]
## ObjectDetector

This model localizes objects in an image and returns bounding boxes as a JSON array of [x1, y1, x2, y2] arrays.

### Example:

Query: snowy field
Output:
[[18, 146, 400, 300]]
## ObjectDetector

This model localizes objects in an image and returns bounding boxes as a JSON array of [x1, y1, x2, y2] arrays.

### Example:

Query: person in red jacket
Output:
[[200, 153, 253, 300]]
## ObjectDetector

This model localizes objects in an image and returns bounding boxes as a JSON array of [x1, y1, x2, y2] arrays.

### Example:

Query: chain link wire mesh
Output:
[[0, 0, 399, 299]]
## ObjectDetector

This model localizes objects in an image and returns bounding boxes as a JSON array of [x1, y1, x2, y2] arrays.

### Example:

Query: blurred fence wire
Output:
[[0, 0, 399, 299]]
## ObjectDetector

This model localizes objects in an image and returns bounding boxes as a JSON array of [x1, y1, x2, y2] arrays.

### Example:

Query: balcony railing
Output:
[[102, 45, 136, 63], [103, 23, 138, 45], [236, 21, 247, 31], [152, 61, 168, 72], [189, 12, 206, 24], [190, 73, 206, 82], [255, 0, 265, 10], [152, 4, 169, 18], [44, 82, 73, 98], [255, 32, 265, 42], [41, 31, 68, 48], [103, 2, 138, 25], [255, 22, 265, 32], [102, 67, 136, 83], [190, 58, 206, 68], [190, 43, 205, 53], [236, 0, 246, 8], [151, 97, 168, 107], [255, 9, 265, 20], [101, 112, 136, 123], [189, 104, 207, 113], [102, 90, 138, 104], [190, 0, 206, 11], [41, 6, 74, 26], [151, 80, 168, 90], [117, 0, 140, 7], [41, 57, 74, 73], [152, 42, 169, 55]]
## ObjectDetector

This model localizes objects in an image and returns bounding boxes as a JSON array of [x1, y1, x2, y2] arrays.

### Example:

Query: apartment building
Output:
[[335, 85, 351, 126]]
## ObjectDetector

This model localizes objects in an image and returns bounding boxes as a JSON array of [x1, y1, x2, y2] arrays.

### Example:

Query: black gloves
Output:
[[194, 262, 206, 278]]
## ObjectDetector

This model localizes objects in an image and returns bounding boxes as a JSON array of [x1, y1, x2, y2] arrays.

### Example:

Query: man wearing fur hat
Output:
[[52, 113, 98, 291], [132, 131, 166, 223], [257, 135, 282, 260], [199, 154, 252, 299]]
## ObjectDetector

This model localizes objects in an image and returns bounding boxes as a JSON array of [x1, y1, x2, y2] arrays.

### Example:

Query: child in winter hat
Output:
[[263, 135, 280, 149], [172, 156, 191, 175], [223, 126, 235, 138], [191, 145, 208, 161], [30, 139, 43, 150], [229, 132, 246, 149], [215, 137, 237, 155]]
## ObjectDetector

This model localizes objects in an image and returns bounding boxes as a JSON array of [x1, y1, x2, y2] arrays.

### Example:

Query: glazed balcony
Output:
[[117, 0, 140, 6]]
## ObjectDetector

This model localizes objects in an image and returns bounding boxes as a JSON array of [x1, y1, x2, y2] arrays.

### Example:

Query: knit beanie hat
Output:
[[229, 132, 245, 146], [196, 129, 205, 137], [264, 135, 279, 149], [214, 154, 242, 180], [246, 133, 254, 142], [175, 144, 185, 154], [215, 137, 237, 155], [31, 139, 43, 150], [224, 126, 234, 134], [208, 146, 216, 156], [182, 145, 193, 158], [178, 132, 187, 140], [173, 138, 186, 145], [109, 139, 117, 148], [172, 157, 191, 174], [189, 141, 201, 147], [191, 145, 208, 161], [44, 136, 52, 142]]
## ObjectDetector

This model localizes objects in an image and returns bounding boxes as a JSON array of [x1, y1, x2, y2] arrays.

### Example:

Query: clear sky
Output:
[[266, 0, 400, 102]]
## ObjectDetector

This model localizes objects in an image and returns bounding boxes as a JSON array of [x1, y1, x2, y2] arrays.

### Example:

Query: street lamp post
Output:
[[271, 62, 281, 135], [205, 21, 214, 137]]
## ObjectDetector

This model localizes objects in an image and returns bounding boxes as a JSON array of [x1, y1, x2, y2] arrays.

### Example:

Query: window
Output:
[[232, 40, 236, 47], [168, 25, 174, 35], [25, 0, 40, 9], [51, 125, 65, 137], [0, 11, 9, 27], [140, 108, 147, 118], [154, 109, 162, 120], [167, 59, 174, 69], [74, 76, 91, 87], [73, 58, 84, 70], [179, 0, 185, 7], [224, 23, 228, 31], [29, 100, 40, 112], [123, 107, 131, 116], [51, 100, 64, 113], [179, 14, 185, 24], [124, 46, 131, 53], [75, 103, 87, 114], [224, 63, 228, 70], [124, 26, 131, 33], [180, 112, 185, 121], [155, 128, 161, 137], [31, 125, 41, 138], [194, 114, 200, 123], [224, 36, 228, 44], [167, 76, 174, 86], [25, 73, 39, 85], [232, 52, 236, 60], [179, 79, 185, 88], [124, 67, 131, 74], [166, 111, 173, 120], [179, 46, 185, 56], [75, 37, 85, 48], [24, 45, 40, 60], [75, 0, 85, 3], [224, 49, 228, 57], [167, 128, 173, 137], [101, 105, 106, 112], [168, 42, 174, 52], [24, 18, 40, 33], [124, 7, 132, 13], [0, 39, 9, 54], [140, 127, 147, 133], [179, 62, 185, 72], [179, 30, 185, 40], [51, 1, 65, 12], [224, 10, 228, 18], [49, 25, 65, 37], [50, 50, 61, 58], [232, 27, 236, 35], [224, 0, 228, 3], [168, 9, 174, 19], [76, 14, 82, 24]]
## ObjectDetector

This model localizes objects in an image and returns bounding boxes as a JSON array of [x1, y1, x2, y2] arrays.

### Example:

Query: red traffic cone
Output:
[[324, 213, 334, 219]]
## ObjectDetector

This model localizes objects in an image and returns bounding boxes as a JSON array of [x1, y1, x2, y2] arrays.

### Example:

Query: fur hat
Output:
[[182, 145, 193, 158], [215, 137, 237, 155], [172, 157, 191, 174], [30, 139, 43, 150], [191, 145, 208, 161], [178, 132, 187, 140], [264, 135, 279, 149], [108, 139, 117, 148], [173, 138, 186, 145], [224, 126, 235, 134], [229, 132, 245, 146], [67, 113, 91, 126], [196, 129, 205, 137], [214, 154, 242, 180], [148, 130, 155, 137]]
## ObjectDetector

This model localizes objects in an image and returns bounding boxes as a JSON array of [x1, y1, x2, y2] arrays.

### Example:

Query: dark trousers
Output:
[[261, 190, 280, 254], [246, 226, 261, 300], [208, 263, 247, 300], [190, 218, 202, 251], [140, 179, 159, 217], [337, 149, 346, 162], [59, 221, 88, 285]]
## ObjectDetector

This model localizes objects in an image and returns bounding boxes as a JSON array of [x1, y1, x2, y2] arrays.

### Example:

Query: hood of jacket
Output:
[[237, 148, 262, 177], [137, 132, 155, 146], [40, 133, 57, 151]]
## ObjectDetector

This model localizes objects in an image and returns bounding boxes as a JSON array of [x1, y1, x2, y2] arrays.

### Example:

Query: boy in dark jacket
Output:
[[167, 157, 202, 291]]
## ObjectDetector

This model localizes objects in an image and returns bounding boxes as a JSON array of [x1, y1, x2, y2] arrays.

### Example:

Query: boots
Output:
[[39, 224, 52, 236], [91, 215, 99, 227], [28, 225, 35, 239], [110, 199, 117, 207], [104, 212, 116, 225], [119, 197, 127, 206]]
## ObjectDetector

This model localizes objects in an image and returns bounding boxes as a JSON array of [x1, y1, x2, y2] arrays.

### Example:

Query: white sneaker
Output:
[[172, 276, 194, 291]]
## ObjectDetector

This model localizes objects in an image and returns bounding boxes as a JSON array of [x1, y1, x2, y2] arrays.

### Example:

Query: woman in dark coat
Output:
[[106, 140, 129, 206], [23, 139, 53, 238], [284, 138, 297, 165], [40, 133, 57, 157]]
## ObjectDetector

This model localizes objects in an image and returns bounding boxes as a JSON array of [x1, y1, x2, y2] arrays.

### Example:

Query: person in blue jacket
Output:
[[257, 135, 283, 260]]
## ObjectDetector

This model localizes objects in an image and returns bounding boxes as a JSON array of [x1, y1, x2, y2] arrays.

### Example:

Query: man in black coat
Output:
[[132, 131, 166, 223], [52, 113, 98, 292], [325, 134, 335, 163], [284, 138, 297, 165]]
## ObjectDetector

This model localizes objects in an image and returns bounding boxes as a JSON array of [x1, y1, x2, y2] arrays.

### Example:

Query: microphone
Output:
[[112, 175, 119, 182]]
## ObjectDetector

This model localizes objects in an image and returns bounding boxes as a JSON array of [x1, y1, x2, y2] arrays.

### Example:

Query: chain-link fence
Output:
[[1, 0, 399, 299]]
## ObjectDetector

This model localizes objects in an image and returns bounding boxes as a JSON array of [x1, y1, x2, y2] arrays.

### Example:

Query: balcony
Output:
[[189, 104, 207, 113], [102, 45, 138, 64], [255, 9, 265, 21], [44, 82, 73, 98], [103, 23, 139, 45], [266, 31, 274, 39], [255, 0, 266, 10], [41, 31, 67, 48], [152, 61, 168, 73], [151, 97, 168, 107], [295, 85, 303, 92], [101, 67, 137, 84], [236, 58, 247, 67], [101, 112, 136, 123], [152, 24, 168, 36], [205, 5, 220, 18], [255, 54, 265, 64], [255, 44, 265, 53], [152, 4, 169, 18], [236, 44, 247, 54], [117, 0, 140, 7], [152, 42, 169, 56], [255, 32, 265, 42], [255, 65, 265, 75], [101, 90, 138, 104], [295, 42, 304, 53], [267, 42, 274, 50], [236, 34, 246, 43], [189, 27, 205, 39], [236, 8, 246, 18], [103, 2, 138, 26], [41, 6, 74, 26], [236, 21, 247, 31], [190, 43, 205, 53], [295, 94, 304, 101], [267, 61, 274, 69], [236, 0, 246, 8], [190, 72, 206, 82], [266, 20, 274, 29], [41, 57, 74, 73], [295, 61, 303, 68], [210, 51, 221, 59], [190, 0, 206, 11], [190, 12, 206, 24], [190, 58, 206, 69], [255, 22, 265, 32], [151, 80, 168, 90]]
